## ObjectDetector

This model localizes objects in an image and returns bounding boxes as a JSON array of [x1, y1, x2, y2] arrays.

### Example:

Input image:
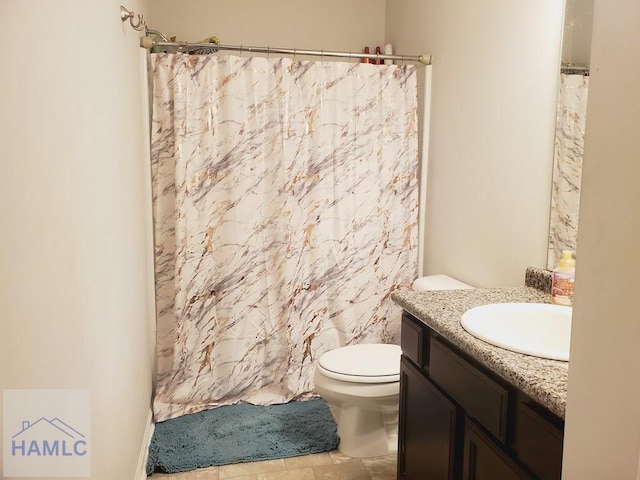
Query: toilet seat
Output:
[[317, 344, 401, 384]]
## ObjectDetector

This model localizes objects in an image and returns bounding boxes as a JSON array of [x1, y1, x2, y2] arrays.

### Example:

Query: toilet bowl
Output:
[[313, 343, 401, 458], [314, 275, 474, 458]]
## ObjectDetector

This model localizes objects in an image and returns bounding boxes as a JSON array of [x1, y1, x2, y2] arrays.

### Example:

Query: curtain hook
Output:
[[293, 48, 297, 61], [240, 45, 244, 57], [267, 46, 270, 59], [321, 49, 324, 62]]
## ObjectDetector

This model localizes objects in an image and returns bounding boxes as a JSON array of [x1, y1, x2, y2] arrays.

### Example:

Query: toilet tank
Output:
[[412, 275, 474, 291]]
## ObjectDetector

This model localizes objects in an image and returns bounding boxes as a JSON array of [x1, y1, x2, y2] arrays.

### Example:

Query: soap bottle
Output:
[[551, 250, 576, 306]]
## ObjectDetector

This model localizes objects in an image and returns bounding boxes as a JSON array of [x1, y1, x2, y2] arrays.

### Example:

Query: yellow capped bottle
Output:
[[551, 250, 576, 306]]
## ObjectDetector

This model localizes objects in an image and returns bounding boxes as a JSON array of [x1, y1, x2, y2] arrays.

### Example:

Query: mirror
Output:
[[547, 0, 594, 269]]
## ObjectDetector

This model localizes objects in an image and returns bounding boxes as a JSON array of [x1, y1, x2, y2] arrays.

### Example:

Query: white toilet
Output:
[[314, 343, 401, 458], [313, 275, 474, 458]]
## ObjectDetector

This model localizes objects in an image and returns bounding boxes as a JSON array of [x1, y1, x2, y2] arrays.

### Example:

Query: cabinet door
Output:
[[513, 399, 564, 480], [463, 419, 531, 480], [398, 356, 460, 480]]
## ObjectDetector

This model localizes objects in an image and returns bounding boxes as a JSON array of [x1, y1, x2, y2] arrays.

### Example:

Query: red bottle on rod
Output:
[[362, 46, 371, 64]]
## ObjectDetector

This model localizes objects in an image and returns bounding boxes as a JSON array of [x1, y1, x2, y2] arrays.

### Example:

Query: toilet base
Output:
[[334, 403, 398, 458]]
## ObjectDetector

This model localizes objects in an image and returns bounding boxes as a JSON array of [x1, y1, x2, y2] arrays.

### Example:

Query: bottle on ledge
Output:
[[551, 250, 576, 306]]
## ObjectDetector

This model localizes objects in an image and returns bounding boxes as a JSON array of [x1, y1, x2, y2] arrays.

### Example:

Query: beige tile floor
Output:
[[150, 450, 397, 480]]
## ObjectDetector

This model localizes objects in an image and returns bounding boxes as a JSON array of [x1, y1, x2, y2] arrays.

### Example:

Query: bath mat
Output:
[[146, 398, 339, 475]]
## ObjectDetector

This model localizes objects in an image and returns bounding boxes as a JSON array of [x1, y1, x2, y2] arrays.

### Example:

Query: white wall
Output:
[[562, 0, 640, 477], [0, 1, 155, 479], [146, 0, 386, 53], [386, 0, 564, 287]]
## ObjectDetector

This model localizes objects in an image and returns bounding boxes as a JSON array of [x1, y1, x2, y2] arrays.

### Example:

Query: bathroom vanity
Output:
[[392, 285, 567, 480]]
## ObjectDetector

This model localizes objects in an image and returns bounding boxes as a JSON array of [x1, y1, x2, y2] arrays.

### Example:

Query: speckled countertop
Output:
[[391, 285, 568, 419]]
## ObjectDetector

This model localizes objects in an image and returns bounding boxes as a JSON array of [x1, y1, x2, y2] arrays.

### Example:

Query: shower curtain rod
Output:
[[141, 36, 432, 65], [120, 6, 431, 64], [120, 6, 430, 64]]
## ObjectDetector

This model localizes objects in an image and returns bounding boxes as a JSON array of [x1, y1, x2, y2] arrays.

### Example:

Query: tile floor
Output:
[[150, 450, 397, 480]]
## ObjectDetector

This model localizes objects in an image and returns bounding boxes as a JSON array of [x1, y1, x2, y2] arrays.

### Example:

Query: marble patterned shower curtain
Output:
[[548, 73, 589, 268], [150, 53, 418, 422]]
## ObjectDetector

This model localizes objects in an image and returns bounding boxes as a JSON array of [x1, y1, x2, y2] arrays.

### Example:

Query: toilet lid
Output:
[[318, 344, 401, 381]]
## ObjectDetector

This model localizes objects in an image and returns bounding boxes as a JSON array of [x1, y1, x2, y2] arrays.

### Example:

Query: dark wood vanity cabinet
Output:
[[397, 312, 564, 480], [463, 419, 531, 480], [399, 357, 460, 479]]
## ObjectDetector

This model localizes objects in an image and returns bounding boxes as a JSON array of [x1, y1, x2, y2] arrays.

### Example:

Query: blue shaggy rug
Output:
[[146, 399, 339, 475]]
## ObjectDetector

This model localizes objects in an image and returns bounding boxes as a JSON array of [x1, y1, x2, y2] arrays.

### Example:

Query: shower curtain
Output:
[[548, 73, 589, 268], [150, 53, 418, 422]]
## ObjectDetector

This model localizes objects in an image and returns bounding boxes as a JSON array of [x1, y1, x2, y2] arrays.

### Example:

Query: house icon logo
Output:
[[11, 417, 88, 457], [3, 389, 91, 477]]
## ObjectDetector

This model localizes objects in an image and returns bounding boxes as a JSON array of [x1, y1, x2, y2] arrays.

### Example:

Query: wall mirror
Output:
[[547, 0, 594, 269]]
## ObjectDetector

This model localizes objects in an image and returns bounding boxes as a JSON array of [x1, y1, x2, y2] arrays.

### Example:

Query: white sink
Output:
[[461, 303, 572, 361]]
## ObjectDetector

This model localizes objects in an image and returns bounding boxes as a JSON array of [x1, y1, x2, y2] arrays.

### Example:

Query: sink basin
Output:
[[461, 303, 572, 361]]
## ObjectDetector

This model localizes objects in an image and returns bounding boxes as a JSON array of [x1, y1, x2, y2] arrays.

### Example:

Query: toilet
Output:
[[314, 343, 401, 458], [313, 275, 474, 458]]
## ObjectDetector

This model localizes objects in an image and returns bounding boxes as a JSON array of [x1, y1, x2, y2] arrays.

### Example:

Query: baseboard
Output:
[[135, 408, 155, 480]]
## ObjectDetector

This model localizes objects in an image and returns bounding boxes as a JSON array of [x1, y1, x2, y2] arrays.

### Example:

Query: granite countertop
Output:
[[391, 286, 568, 419]]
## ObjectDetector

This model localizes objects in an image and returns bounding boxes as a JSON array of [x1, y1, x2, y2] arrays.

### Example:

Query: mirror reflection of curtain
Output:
[[548, 73, 589, 268], [150, 53, 419, 422]]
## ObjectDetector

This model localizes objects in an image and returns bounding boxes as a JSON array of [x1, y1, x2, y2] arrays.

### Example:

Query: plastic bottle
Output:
[[551, 250, 576, 306], [384, 44, 394, 65]]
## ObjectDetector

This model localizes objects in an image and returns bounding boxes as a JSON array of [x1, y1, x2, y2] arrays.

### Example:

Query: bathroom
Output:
[[0, 0, 638, 479]]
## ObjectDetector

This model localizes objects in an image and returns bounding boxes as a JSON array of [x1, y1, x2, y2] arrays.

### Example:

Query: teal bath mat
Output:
[[146, 398, 339, 475]]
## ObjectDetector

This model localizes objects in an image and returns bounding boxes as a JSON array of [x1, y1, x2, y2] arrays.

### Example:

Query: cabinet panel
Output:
[[463, 420, 530, 480], [429, 337, 509, 441], [397, 311, 564, 480], [514, 400, 564, 480], [401, 313, 424, 368], [398, 357, 459, 480]]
